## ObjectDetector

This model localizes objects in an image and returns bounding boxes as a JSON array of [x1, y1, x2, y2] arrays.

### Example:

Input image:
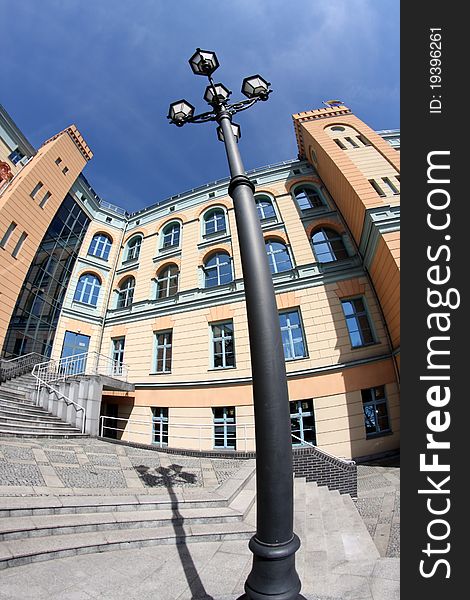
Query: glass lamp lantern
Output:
[[167, 100, 195, 126], [241, 74, 271, 100], [188, 48, 219, 76], [204, 83, 231, 106]]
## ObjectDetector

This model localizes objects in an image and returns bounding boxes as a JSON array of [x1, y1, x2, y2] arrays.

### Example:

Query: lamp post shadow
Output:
[[135, 463, 215, 600]]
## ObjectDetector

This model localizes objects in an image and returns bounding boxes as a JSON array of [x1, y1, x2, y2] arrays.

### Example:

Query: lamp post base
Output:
[[235, 535, 305, 600]]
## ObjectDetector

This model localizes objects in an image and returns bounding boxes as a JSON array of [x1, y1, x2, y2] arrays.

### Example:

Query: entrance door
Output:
[[60, 331, 90, 374]]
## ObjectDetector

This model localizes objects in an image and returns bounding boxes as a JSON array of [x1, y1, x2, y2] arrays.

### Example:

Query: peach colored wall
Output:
[[0, 130, 89, 349]]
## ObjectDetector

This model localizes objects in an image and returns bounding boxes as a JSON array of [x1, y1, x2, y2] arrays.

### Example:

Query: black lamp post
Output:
[[168, 49, 305, 600]]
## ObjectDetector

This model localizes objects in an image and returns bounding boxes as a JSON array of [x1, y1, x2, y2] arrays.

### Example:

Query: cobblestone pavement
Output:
[[355, 456, 400, 558], [0, 438, 248, 496]]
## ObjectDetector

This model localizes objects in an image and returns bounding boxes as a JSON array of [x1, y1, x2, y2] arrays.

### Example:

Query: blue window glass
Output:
[[211, 322, 235, 368], [204, 252, 233, 287], [88, 234, 112, 261], [256, 197, 276, 221], [204, 209, 226, 235], [152, 407, 169, 446], [162, 223, 180, 248], [311, 228, 348, 263], [266, 240, 292, 274], [341, 298, 374, 347], [74, 274, 101, 306], [279, 310, 306, 360], [290, 400, 316, 446], [126, 236, 142, 261], [294, 186, 323, 210]]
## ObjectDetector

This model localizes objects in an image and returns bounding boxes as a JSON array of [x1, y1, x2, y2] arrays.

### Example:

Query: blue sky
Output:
[[3, 1, 399, 213]]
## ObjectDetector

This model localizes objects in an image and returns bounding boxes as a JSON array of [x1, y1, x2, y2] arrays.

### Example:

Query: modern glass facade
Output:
[[2, 194, 90, 357]]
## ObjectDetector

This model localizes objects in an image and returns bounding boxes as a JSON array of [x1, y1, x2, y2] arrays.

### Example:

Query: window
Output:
[[88, 234, 112, 261], [112, 338, 125, 375], [265, 239, 292, 274], [369, 179, 386, 198], [341, 298, 375, 347], [333, 138, 347, 150], [39, 191, 51, 209], [0, 222, 17, 249], [204, 208, 226, 235], [73, 273, 101, 306], [311, 228, 348, 263], [382, 177, 400, 195], [30, 182, 43, 199], [156, 264, 179, 299], [12, 232, 28, 258], [203, 252, 233, 287], [211, 322, 235, 368], [8, 149, 25, 165], [213, 407, 236, 449], [161, 222, 180, 249], [154, 331, 172, 373], [294, 186, 323, 210], [357, 134, 371, 146], [62, 166, 69, 175], [55, 157, 62, 166], [290, 400, 316, 446], [117, 276, 135, 308], [279, 310, 307, 360], [126, 235, 142, 261], [345, 136, 359, 148], [255, 197, 276, 221], [362, 386, 390, 437], [152, 407, 169, 446]]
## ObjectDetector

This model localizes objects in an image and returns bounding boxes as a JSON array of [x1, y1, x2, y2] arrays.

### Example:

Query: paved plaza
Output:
[[0, 438, 400, 599]]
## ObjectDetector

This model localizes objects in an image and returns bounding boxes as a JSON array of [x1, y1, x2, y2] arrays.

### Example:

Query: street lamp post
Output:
[[168, 49, 306, 600]]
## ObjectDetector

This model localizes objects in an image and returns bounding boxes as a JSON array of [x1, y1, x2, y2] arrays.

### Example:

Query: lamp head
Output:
[[203, 82, 231, 106], [189, 48, 219, 76], [167, 99, 195, 126], [241, 75, 271, 101]]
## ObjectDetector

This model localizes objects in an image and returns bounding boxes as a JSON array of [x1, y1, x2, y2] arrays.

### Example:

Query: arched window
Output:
[[255, 197, 276, 221], [117, 276, 135, 308], [265, 239, 292, 274], [161, 222, 181, 249], [126, 235, 142, 261], [311, 228, 348, 263], [294, 186, 324, 211], [156, 264, 179, 299], [204, 208, 226, 235], [73, 273, 101, 306], [88, 233, 112, 261], [203, 252, 233, 288]]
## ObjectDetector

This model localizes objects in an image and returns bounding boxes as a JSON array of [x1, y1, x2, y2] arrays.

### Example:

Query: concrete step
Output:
[[0, 390, 31, 402], [0, 383, 35, 394], [0, 503, 252, 541], [0, 428, 86, 438], [0, 415, 78, 428], [0, 420, 81, 432], [0, 400, 54, 414], [0, 520, 256, 568], [0, 407, 64, 421]]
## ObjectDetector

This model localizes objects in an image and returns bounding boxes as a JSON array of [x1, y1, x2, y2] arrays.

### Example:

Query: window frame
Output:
[[203, 208, 227, 237], [290, 399, 316, 446], [210, 321, 235, 369], [73, 273, 101, 307], [311, 227, 349, 263], [203, 252, 233, 288], [279, 309, 307, 361], [152, 407, 169, 447], [116, 276, 135, 309], [361, 386, 391, 438], [160, 222, 181, 250], [125, 235, 143, 262], [293, 185, 325, 211], [111, 337, 126, 375], [213, 406, 236, 450], [88, 233, 112, 261], [265, 239, 293, 274], [155, 264, 179, 299], [153, 330, 173, 373], [341, 296, 376, 348]]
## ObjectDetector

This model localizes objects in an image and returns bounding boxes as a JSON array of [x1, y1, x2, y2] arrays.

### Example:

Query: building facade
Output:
[[0, 103, 400, 461]]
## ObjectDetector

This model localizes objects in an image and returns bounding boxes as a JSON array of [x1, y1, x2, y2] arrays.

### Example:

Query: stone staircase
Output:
[[0, 374, 86, 438], [0, 466, 257, 568], [0, 472, 381, 576]]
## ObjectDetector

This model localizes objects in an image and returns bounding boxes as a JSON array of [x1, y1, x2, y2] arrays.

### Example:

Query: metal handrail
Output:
[[35, 376, 86, 434], [0, 352, 47, 382], [290, 433, 356, 465]]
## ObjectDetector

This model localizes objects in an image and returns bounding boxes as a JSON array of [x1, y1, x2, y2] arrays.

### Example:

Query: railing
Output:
[[0, 352, 47, 383], [100, 416, 352, 458], [32, 351, 130, 435], [32, 351, 129, 385]]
